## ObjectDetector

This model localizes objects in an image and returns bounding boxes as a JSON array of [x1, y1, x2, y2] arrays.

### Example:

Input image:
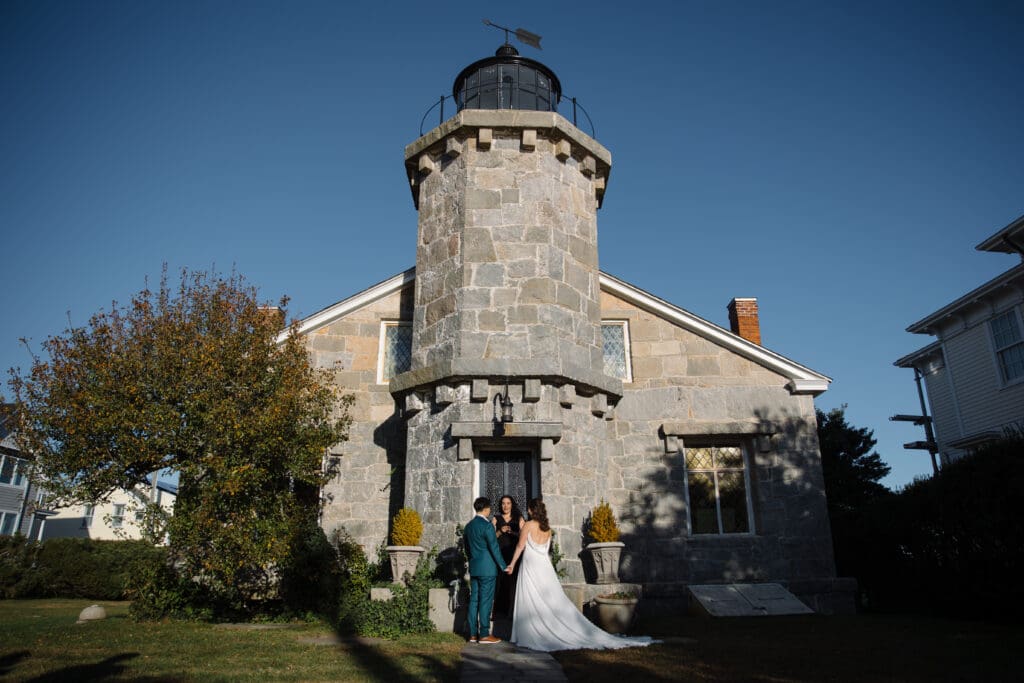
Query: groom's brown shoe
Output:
[[479, 635, 501, 644], [468, 636, 478, 644]]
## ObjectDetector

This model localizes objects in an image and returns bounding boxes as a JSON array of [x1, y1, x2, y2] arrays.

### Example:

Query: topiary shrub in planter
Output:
[[387, 508, 425, 586], [585, 500, 625, 584]]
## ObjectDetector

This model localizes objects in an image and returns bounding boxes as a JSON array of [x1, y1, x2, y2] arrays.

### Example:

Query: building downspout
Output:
[[914, 367, 940, 475]]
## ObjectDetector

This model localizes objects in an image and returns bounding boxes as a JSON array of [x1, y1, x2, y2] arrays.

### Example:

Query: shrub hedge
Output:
[[0, 536, 164, 600], [833, 434, 1024, 619]]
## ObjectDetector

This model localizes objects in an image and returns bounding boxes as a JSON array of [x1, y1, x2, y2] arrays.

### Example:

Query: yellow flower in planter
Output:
[[588, 499, 620, 544], [390, 508, 423, 546]]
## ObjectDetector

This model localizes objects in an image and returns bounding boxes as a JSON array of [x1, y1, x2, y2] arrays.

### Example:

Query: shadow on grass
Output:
[[22, 652, 182, 683], [329, 632, 460, 683], [1, 650, 31, 676]]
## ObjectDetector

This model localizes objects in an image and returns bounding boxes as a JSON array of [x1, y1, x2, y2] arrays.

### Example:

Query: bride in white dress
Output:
[[505, 498, 656, 652]]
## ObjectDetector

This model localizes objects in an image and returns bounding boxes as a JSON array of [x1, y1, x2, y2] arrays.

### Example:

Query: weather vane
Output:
[[482, 19, 542, 50]]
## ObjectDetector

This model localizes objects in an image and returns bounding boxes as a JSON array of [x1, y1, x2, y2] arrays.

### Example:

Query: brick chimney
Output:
[[727, 298, 761, 345]]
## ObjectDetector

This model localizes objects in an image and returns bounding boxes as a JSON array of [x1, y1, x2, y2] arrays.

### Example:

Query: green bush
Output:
[[332, 529, 436, 639], [0, 536, 163, 600], [834, 435, 1024, 618]]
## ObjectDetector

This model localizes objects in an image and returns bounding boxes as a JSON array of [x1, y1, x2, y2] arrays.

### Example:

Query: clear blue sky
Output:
[[2, 1, 1022, 489]]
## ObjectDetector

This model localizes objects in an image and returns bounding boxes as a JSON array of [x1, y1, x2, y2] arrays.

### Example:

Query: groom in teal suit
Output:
[[465, 496, 507, 643]]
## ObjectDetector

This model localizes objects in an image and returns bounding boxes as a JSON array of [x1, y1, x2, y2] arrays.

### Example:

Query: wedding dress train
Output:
[[510, 533, 656, 652]]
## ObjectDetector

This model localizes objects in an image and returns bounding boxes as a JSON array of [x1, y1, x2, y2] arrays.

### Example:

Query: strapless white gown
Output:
[[510, 533, 657, 652]]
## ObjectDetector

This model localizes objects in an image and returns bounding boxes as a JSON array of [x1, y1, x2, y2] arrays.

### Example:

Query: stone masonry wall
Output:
[[599, 290, 838, 597], [306, 286, 412, 553], [410, 117, 605, 377]]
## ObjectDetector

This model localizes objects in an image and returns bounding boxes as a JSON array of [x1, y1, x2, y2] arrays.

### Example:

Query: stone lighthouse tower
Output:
[[392, 43, 620, 579]]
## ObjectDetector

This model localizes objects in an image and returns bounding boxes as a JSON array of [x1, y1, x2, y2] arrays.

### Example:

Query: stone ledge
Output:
[[389, 358, 622, 400], [661, 420, 779, 437], [451, 421, 562, 440]]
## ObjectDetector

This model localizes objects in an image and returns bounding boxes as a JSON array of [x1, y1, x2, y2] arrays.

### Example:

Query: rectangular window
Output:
[[602, 321, 632, 382], [0, 455, 26, 486], [135, 508, 145, 523], [112, 504, 125, 528], [1, 511, 18, 536], [377, 321, 412, 383], [990, 309, 1024, 383], [83, 504, 94, 528], [684, 444, 752, 535]]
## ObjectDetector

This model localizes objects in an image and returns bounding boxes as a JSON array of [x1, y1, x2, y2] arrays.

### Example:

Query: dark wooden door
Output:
[[479, 451, 534, 511]]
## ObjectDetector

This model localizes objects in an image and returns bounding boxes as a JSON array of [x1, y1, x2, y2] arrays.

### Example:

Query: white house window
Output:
[[684, 444, 753, 535], [0, 510, 18, 536], [83, 504, 94, 528], [602, 321, 632, 381], [990, 309, 1024, 383], [135, 508, 145, 522], [377, 321, 412, 383], [112, 504, 125, 528], [0, 455, 26, 487]]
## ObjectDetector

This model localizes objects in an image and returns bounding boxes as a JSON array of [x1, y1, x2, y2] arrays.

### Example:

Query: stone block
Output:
[[477, 127, 492, 149], [466, 188, 501, 210], [370, 587, 394, 602], [471, 379, 489, 402], [445, 137, 463, 158], [541, 438, 555, 461], [559, 384, 576, 407], [429, 586, 469, 633], [404, 392, 425, 416], [523, 378, 541, 402], [555, 139, 572, 161], [521, 128, 537, 150], [591, 393, 607, 416], [581, 155, 596, 177], [436, 384, 456, 405]]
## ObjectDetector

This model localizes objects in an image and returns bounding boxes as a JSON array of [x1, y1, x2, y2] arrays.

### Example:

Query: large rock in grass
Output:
[[77, 604, 107, 623]]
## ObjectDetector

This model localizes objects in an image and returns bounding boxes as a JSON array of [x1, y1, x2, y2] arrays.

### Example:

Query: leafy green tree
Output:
[[816, 406, 891, 515], [9, 269, 351, 607]]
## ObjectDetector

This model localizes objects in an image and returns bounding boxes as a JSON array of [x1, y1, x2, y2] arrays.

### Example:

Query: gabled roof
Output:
[[285, 268, 831, 395], [906, 262, 1024, 334], [975, 213, 1024, 255]]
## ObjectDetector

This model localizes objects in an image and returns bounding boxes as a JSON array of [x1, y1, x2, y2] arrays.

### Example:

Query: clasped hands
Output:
[[504, 564, 514, 574]]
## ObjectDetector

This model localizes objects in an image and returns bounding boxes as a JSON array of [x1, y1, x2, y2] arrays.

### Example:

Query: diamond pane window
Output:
[[380, 322, 412, 382], [683, 444, 753, 535], [990, 309, 1024, 383], [602, 322, 631, 381]]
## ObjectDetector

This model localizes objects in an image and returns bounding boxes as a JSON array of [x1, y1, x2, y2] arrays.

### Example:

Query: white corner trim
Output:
[[276, 268, 415, 343], [599, 272, 831, 394]]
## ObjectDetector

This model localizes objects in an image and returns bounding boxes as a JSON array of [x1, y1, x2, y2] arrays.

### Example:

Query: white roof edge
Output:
[[277, 268, 416, 343], [894, 340, 943, 368], [598, 272, 831, 391], [906, 262, 1024, 333]]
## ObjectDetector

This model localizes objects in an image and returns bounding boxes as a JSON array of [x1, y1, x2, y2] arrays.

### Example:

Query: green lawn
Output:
[[0, 600, 464, 682], [4, 601, 1023, 682]]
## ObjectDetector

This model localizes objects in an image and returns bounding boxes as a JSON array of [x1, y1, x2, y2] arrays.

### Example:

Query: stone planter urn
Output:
[[386, 545, 425, 586], [593, 594, 639, 634], [586, 541, 625, 584]]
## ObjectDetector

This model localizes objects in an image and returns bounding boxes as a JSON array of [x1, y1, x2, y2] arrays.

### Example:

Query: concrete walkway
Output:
[[460, 641, 567, 682], [460, 615, 567, 682]]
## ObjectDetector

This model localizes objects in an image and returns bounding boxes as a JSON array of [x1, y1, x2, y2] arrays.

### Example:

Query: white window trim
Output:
[[681, 441, 756, 536], [601, 320, 633, 383], [988, 305, 1024, 388], [0, 509, 21, 536], [376, 320, 413, 385], [111, 504, 125, 528], [82, 504, 94, 528], [0, 454, 28, 489]]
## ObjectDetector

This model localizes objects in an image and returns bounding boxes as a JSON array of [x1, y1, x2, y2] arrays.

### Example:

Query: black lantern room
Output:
[[453, 44, 562, 112]]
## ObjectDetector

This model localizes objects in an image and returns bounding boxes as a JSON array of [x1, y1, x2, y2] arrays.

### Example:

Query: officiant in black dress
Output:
[[492, 495, 525, 616]]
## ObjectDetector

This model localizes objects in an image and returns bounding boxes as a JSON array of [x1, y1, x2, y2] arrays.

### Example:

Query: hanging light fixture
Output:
[[493, 381, 514, 423]]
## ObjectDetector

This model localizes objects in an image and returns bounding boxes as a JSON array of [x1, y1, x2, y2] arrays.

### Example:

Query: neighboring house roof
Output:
[[894, 340, 943, 369], [905, 262, 1024, 335], [283, 267, 831, 395], [143, 475, 179, 497], [975, 213, 1024, 255]]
